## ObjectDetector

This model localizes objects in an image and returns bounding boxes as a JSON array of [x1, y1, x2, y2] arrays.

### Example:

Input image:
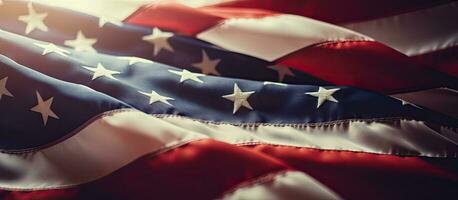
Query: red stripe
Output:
[[206, 0, 455, 24], [278, 41, 455, 93], [0, 189, 79, 200], [244, 144, 458, 200], [2, 141, 457, 199], [125, 3, 275, 36], [412, 45, 458, 77], [90, 139, 288, 200], [0, 140, 290, 200]]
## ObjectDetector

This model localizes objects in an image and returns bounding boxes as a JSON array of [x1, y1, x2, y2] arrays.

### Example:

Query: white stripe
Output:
[[0, 109, 206, 190], [1, 109, 456, 190], [31, 0, 154, 20], [197, 14, 372, 61], [391, 87, 458, 119], [219, 171, 342, 200], [343, 2, 458, 56], [160, 115, 458, 157]]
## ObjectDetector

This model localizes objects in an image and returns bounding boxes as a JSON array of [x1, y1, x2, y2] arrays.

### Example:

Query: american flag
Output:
[[0, 0, 457, 199]]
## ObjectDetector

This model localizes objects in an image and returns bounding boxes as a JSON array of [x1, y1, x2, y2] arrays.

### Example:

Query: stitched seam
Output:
[[3, 108, 456, 154], [153, 113, 452, 130], [235, 143, 458, 158], [313, 40, 374, 48], [154, 113, 405, 127]]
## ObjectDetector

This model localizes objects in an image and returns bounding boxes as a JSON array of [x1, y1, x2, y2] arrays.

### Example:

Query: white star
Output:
[[139, 90, 174, 105], [18, 3, 48, 34], [98, 17, 122, 28], [306, 87, 340, 109], [263, 81, 287, 87], [118, 56, 153, 66], [64, 30, 97, 53], [268, 65, 295, 82], [30, 91, 59, 126], [34, 42, 70, 57], [83, 63, 121, 80], [222, 83, 255, 114], [0, 77, 13, 100], [142, 28, 174, 56], [192, 50, 221, 75], [168, 69, 205, 83]]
